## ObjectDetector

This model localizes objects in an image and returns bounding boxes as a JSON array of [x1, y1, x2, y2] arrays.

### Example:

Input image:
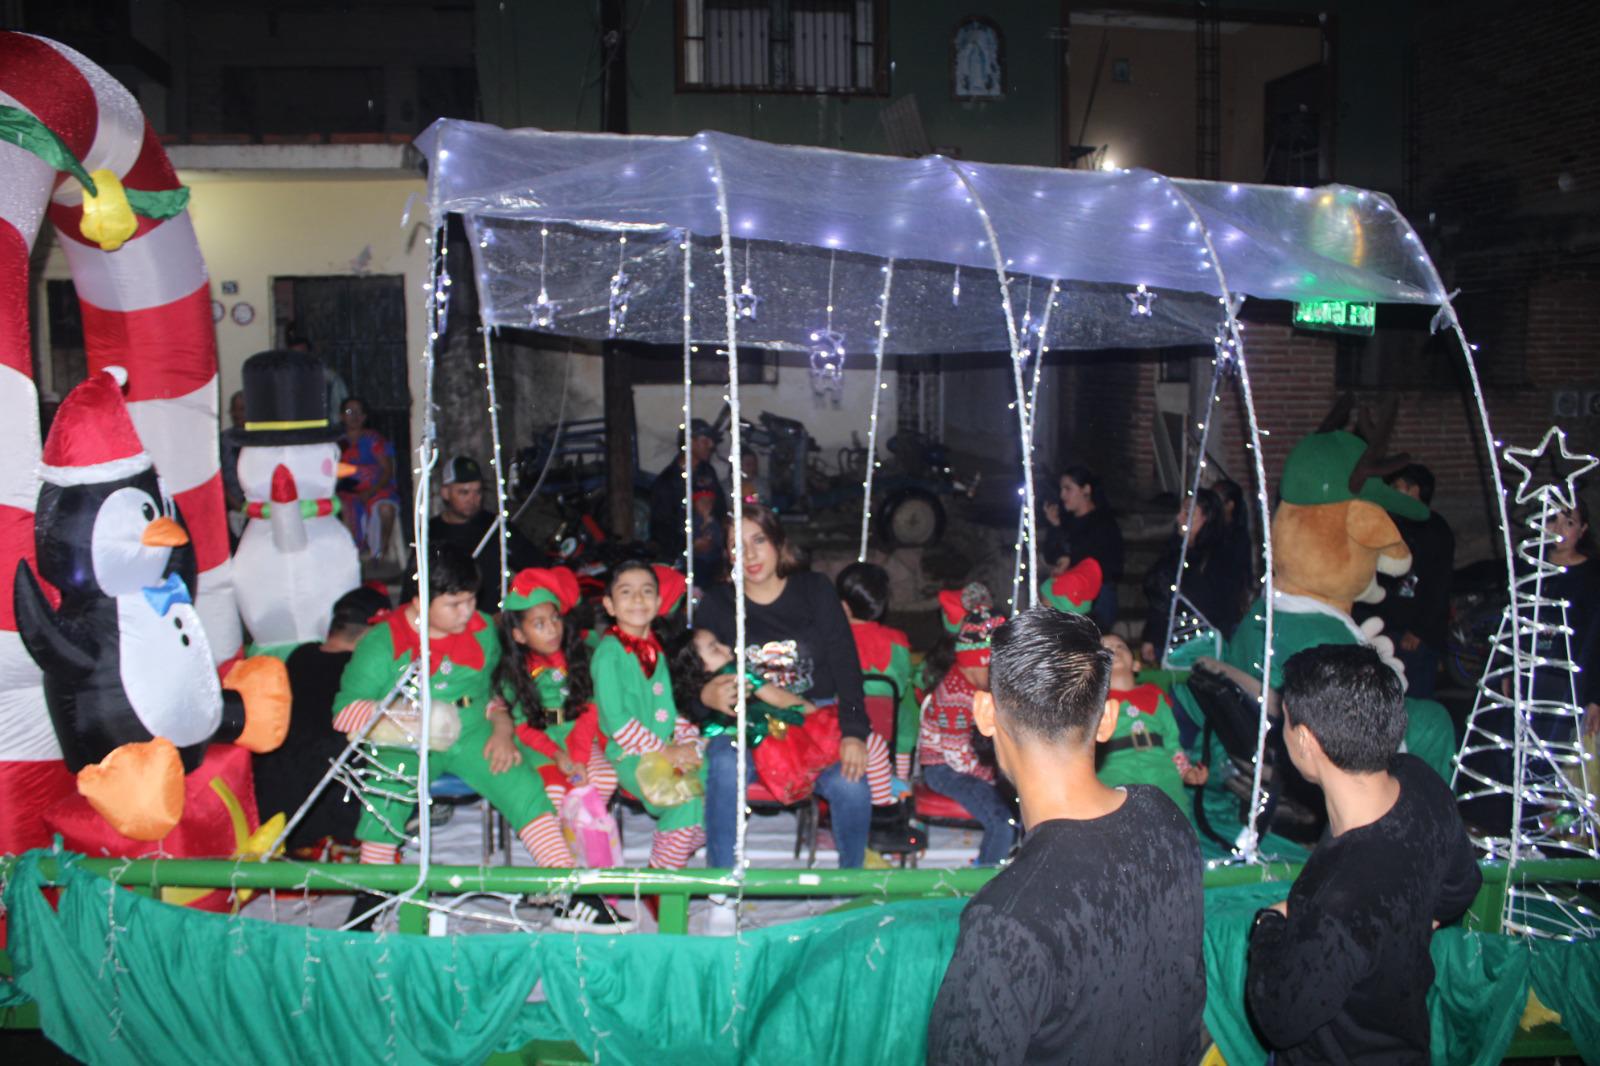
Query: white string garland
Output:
[[857, 259, 895, 561]]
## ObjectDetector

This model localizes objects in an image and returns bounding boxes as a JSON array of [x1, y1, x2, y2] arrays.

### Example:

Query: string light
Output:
[[1127, 283, 1157, 317], [681, 231, 696, 615], [808, 250, 846, 397], [529, 226, 557, 328], [857, 259, 896, 561], [735, 238, 762, 320], [608, 235, 631, 337], [1454, 428, 1600, 938]]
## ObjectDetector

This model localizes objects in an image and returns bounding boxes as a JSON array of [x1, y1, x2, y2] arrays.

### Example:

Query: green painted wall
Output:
[[475, 0, 1408, 186]]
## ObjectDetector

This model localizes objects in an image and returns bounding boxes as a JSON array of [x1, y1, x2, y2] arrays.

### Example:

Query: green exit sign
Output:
[[1294, 299, 1377, 335]]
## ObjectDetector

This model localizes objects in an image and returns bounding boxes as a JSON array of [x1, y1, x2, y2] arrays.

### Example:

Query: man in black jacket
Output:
[[1247, 644, 1481, 1064], [1372, 464, 1454, 698]]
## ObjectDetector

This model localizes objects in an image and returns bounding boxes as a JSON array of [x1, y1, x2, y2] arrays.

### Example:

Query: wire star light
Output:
[[1454, 425, 1600, 940]]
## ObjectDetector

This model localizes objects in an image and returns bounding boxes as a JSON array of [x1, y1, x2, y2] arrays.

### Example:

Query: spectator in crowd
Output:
[[1041, 465, 1124, 630], [1247, 644, 1480, 1064], [220, 389, 248, 539], [337, 396, 402, 561], [426, 454, 543, 610], [1211, 478, 1257, 631], [253, 585, 390, 853], [649, 419, 727, 566], [1141, 487, 1240, 662], [928, 607, 1205, 1065], [1368, 464, 1454, 698]]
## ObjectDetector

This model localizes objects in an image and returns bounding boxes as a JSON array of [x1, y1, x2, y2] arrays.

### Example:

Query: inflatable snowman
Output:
[[232, 350, 361, 647]]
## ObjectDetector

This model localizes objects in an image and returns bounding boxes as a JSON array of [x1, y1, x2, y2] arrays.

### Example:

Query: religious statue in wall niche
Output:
[[952, 17, 1004, 100]]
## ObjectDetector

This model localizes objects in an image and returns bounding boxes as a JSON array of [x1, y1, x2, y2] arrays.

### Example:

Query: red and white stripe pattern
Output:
[[542, 751, 619, 812], [648, 825, 705, 870], [332, 699, 378, 736], [0, 32, 234, 851], [358, 841, 400, 865], [612, 718, 666, 757], [864, 732, 895, 805], [518, 813, 575, 868]]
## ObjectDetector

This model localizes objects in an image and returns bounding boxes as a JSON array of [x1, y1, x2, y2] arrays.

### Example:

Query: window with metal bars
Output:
[[678, 0, 889, 95]]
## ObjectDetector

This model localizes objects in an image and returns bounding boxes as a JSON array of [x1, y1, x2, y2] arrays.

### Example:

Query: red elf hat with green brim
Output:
[[653, 564, 688, 618], [1041, 557, 1103, 615], [504, 567, 580, 614], [940, 583, 1004, 668]]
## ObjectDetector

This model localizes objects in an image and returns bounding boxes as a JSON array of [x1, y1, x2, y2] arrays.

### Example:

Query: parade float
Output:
[[1, 30, 1597, 1066]]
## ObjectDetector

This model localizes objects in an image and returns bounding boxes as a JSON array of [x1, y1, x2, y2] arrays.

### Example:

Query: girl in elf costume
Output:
[[591, 561, 706, 870], [837, 562, 921, 779], [1098, 632, 1208, 818], [330, 546, 565, 874], [491, 565, 632, 932], [920, 583, 1016, 865]]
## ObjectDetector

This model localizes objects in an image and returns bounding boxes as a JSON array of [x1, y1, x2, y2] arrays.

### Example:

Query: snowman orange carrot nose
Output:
[[336, 462, 359, 478], [141, 516, 189, 547]]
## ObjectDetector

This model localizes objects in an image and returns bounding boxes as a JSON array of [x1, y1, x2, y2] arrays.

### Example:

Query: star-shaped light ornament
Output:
[[1502, 426, 1599, 510], [808, 328, 846, 395], [528, 289, 559, 329], [735, 280, 762, 321], [607, 267, 632, 337], [1127, 283, 1157, 317]]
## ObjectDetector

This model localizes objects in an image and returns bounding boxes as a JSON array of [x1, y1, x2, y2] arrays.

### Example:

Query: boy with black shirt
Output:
[[927, 607, 1205, 1066], [1248, 644, 1481, 1064]]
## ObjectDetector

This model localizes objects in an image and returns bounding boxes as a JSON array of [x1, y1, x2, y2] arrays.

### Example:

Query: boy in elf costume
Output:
[[837, 562, 921, 778], [331, 545, 564, 871], [1099, 632, 1207, 817], [591, 560, 706, 870]]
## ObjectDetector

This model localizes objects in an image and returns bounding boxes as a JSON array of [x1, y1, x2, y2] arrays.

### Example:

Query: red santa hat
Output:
[[38, 367, 153, 487]]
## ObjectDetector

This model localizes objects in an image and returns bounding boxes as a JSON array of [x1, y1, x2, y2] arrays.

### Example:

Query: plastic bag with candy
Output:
[[751, 718, 825, 804], [635, 751, 704, 808], [794, 705, 842, 774]]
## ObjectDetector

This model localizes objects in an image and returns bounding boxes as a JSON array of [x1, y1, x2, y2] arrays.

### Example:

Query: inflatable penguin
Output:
[[13, 368, 289, 841], [231, 349, 360, 647]]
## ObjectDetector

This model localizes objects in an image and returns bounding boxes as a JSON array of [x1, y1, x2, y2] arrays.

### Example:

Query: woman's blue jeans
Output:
[[704, 733, 871, 868], [922, 763, 1017, 866]]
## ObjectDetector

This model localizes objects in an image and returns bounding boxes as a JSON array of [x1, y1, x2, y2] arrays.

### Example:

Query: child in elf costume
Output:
[[920, 584, 1016, 866], [837, 562, 921, 779], [331, 545, 562, 874], [590, 560, 706, 870], [1098, 633, 1208, 817]]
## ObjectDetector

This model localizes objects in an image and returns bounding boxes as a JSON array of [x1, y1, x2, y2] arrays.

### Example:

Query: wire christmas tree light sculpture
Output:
[[1453, 426, 1600, 939]]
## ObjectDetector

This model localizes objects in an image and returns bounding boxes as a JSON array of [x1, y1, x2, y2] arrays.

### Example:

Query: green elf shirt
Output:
[[1224, 591, 1455, 780], [332, 609, 555, 844], [590, 632, 704, 831], [1100, 683, 1189, 816], [850, 620, 920, 762]]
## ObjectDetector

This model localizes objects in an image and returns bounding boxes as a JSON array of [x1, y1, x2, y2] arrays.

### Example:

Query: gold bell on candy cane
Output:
[[79, 168, 138, 252], [765, 713, 789, 740]]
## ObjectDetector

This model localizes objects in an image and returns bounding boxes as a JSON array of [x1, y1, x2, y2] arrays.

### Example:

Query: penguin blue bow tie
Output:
[[142, 573, 193, 616]]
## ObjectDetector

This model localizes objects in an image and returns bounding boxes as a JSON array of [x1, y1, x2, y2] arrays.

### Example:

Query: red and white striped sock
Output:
[[543, 781, 569, 812], [866, 733, 895, 805], [332, 699, 378, 735], [586, 753, 618, 802], [519, 814, 575, 868], [358, 841, 399, 865], [648, 826, 705, 870], [894, 752, 911, 779]]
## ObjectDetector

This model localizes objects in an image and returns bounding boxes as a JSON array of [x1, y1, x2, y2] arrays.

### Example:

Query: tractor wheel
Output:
[[880, 489, 946, 548]]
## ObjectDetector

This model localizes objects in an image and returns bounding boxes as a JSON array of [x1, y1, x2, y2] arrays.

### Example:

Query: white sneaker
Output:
[[705, 893, 739, 937], [551, 894, 636, 934]]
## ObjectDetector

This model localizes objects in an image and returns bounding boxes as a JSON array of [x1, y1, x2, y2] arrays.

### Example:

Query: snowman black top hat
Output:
[[239, 349, 341, 446]]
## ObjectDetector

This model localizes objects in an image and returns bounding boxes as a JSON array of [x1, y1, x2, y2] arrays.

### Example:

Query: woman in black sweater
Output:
[[695, 501, 874, 868], [1042, 466, 1124, 630]]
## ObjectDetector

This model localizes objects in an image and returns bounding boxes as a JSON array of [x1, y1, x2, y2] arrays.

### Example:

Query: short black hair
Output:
[[330, 586, 391, 635], [989, 606, 1112, 742], [836, 561, 890, 622], [1388, 463, 1435, 504], [409, 543, 479, 599], [1281, 644, 1406, 773]]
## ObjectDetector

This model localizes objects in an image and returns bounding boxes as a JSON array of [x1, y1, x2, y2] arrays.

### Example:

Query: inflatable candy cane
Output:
[[0, 32, 239, 853]]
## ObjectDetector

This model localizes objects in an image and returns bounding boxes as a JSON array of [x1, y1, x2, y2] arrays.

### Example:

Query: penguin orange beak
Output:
[[336, 462, 359, 478], [141, 516, 190, 547]]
